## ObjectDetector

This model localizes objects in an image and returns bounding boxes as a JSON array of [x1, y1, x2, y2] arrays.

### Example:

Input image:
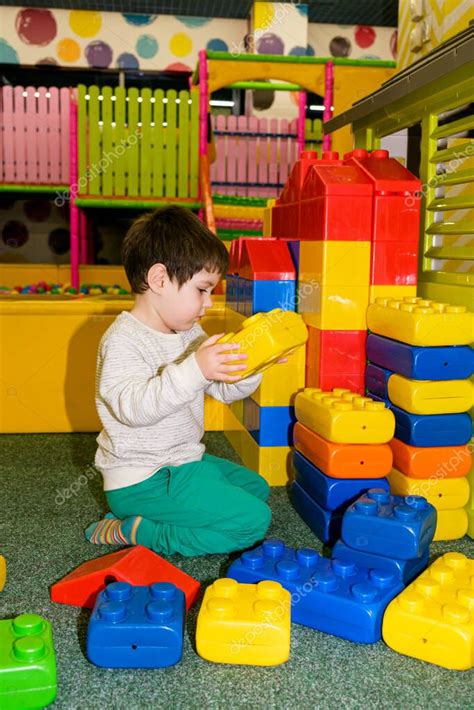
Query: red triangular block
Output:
[[50, 546, 200, 610]]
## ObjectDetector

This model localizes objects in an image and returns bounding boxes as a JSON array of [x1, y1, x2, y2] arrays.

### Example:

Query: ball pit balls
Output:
[[0, 282, 130, 296]]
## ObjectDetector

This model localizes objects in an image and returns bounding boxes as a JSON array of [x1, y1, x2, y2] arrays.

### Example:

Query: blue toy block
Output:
[[366, 364, 392, 399], [332, 540, 429, 585], [225, 274, 237, 311], [249, 279, 296, 314], [368, 393, 472, 446], [244, 398, 296, 446], [87, 581, 185, 668], [366, 333, 474, 380], [293, 450, 389, 511], [342, 489, 436, 560], [286, 240, 300, 271], [290, 480, 342, 544], [227, 539, 403, 643]]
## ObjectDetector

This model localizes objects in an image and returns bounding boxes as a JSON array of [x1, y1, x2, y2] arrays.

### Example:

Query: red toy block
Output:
[[239, 238, 296, 280], [371, 241, 419, 285], [305, 367, 365, 395], [345, 149, 421, 243], [50, 546, 200, 610], [306, 328, 367, 374], [229, 237, 276, 273], [299, 164, 373, 241]]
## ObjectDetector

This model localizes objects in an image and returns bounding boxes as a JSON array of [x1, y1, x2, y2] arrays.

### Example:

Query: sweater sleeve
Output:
[[97, 335, 209, 427]]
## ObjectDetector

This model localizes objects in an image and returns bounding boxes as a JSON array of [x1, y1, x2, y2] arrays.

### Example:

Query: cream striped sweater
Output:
[[95, 311, 262, 491]]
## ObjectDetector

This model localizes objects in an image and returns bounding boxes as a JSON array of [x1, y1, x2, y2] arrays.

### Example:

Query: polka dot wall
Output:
[[0, 8, 395, 70]]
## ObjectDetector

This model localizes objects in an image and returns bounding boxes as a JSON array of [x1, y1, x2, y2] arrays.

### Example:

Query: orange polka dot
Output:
[[57, 38, 81, 63]]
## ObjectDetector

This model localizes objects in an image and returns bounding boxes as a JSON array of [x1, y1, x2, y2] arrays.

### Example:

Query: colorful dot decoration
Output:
[[169, 32, 192, 57], [0, 38, 19, 64], [117, 52, 139, 70], [122, 13, 157, 27], [69, 10, 102, 38], [206, 38, 228, 52], [57, 38, 81, 63], [85, 40, 113, 68], [176, 16, 210, 28], [16, 9, 57, 47], [136, 34, 159, 59]]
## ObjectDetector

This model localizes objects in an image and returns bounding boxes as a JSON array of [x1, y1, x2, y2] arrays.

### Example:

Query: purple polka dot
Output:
[[85, 40, 113, 68], [24, 199, 52, 222], [256, 33, 285, 55], [117, 52, 139, 69], [48, 228, 70, 255], [2, 220, 29, 248]]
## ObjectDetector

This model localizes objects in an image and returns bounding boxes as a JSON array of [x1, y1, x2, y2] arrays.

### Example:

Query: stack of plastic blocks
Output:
[[366, 296, 473, 540], [383, 552, 474, 670], [0, 613, 57, 709], [333, 488, 436, 586], [228, 532, 413, 644], [222, 309, 307, 485], [290, 387, 395, 544], [467, 455, 474, 538], [344, 148, 421, 304], [195, 577, 291, 666], [226, 237, 296, 316], [86, 581, 185, 668]]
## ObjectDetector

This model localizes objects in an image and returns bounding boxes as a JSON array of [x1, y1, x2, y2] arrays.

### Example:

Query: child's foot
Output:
[[85, 513, 142, 546]]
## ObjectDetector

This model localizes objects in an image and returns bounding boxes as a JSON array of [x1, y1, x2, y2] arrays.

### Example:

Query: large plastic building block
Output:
[[238, 278, 296, 316], [366, 297, 473, 346], [388, 374, 472, 415], [390, 438, 471, 479], [467, 460, 474, 539], [238, 239, 296, 281], [366, 363, 392, 399], [371, 241, 418, 285], [306, 327, 367, 376], [299, 241, 371, 287], [369, 284, 417, 303], [293, 450, 389, 511], [227, 539, 403, 643], [0, 555, 5, 591], [433, 509, 469, 541], [382, 552, 474, 670], [290, 480, 342, 544], [366, 334, 474, 381], [299, 284, 370, 331], [299, 163, 373, 241], [342, 489, 436, 560], [87, 582, 185, 668], [294, 388, 395, 444], [251, 345, 305, 407], [243, 398, 296, 446], [345, 149, 421, 244], [0, 614, 57, 709], [218, 309, 308, 378], [306, 367, 366, 395], [50, 545, 200, 610], [332, 541, 429, 585], [293, 422, 393, 478], [368, 397, 473, 447], [196, 578, 290, 666], [388, 467, 470, 510]]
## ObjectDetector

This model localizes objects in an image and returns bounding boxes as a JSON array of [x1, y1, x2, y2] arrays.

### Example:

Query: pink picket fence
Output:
[[210, 115, 299, 198], [0, 86, 70, 184]]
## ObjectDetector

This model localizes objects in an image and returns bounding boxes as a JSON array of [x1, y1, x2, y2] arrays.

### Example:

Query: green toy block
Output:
[[0, 614, 57, 709]]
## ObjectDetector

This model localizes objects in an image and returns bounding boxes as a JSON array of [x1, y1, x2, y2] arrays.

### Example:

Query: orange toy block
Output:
[[50, 546, 200, 610], [390, 438, 471, 480], [293, 422, 393, 479]]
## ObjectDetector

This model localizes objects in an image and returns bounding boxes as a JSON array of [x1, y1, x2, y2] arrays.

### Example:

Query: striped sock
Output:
[[85, 513, 142, 546]]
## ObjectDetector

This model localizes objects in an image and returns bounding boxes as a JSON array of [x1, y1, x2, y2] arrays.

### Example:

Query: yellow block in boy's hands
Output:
[[217, 309, 308, 378]]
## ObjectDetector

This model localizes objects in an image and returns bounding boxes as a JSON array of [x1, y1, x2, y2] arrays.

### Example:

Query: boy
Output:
[[86, 206, 274, 556]]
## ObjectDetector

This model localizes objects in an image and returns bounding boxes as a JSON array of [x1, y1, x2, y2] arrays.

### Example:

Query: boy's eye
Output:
[[199, 288, 210, 294]]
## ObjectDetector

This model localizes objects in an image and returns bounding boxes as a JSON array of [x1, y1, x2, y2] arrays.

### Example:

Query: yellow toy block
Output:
[[251, 346, 305, 406], [388, 375, 472, 415], [299, 241, 370, 286], [433, 509, 469, 542], [369, 285, 417, 303], [367, 297, 473, 346], [294, 388, 395, 444], [196, 578, 291, 666], [0, 555, 6, 591], [466, 452, 474, 539], [388, 468, 470, 511], [299, 284, 369, 330], [218, 309, 308, 378], [224, 407, 292, 486], [263, 199, 275, 236], [204, 396, 225, 431], [214, 205, 265, 221], [382, 552, 474, 670]]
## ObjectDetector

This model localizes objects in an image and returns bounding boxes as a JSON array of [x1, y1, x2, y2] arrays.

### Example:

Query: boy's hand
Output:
[[196, 334, 248, 382]]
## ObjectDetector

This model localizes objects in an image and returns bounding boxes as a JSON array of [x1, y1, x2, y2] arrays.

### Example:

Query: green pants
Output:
[[106, 454, 271, 557]]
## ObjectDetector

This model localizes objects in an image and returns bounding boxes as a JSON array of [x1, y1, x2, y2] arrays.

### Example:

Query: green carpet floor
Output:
[[1, 433, 473, 709]]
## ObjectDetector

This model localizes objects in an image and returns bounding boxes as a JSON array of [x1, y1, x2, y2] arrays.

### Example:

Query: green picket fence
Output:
[[76, 85, 200, 201]]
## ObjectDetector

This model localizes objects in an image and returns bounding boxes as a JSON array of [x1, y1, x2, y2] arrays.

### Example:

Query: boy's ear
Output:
[[147, 263, 168, 293]]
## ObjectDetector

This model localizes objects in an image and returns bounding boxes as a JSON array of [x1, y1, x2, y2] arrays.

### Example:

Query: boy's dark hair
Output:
[[121, 206, 229, 293]]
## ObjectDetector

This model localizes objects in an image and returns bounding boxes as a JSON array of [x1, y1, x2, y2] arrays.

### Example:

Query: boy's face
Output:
[[158, 268, 221, 332]]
